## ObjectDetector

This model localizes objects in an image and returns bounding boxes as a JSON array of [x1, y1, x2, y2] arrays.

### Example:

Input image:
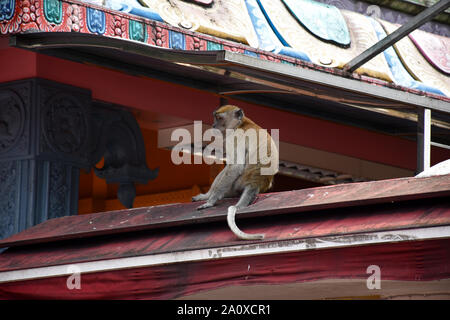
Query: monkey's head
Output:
[[212, 105, 244, 133]]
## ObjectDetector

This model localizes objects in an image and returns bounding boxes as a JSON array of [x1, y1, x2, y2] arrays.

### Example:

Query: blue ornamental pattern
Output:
[[368, 17, 445, 97], [244, 50, 258, 58], [0, 0, 14, 21], [108, 0, 163, 22], [244, 0, 311, 62], [282, 0, 351, 47], [87, 7, 106, 35], [169, 30, 185, 50]]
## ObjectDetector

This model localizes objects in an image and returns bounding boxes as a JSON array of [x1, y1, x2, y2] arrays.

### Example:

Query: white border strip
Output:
[[1, 226, 449, 283]]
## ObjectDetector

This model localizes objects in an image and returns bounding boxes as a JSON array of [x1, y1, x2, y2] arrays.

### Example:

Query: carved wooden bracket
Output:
[[90, 102, 159, 208]]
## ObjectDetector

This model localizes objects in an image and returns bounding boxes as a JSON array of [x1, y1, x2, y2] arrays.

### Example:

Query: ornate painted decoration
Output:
[[0, 0, 15, 21], [182, 0, 213, 6], [409, 30, 450, 75], [245, 0, 277, 52], [206, 41, 222, 51], [281, 0, 351, 47], [110, 1, 163, 23], [140, 0, 259, 47], [380, 20, 450, 97], [67, 3, 84, 32], [129, 19, 146, 42], [0, 0, 448, 100], [169, 30, 185, 50], [315, 0, 449, 38], [369, 17, 445, 96], [256, 0, 392, 81], [86, 7, 105, 34], [245, 0, 311, 61], [44, 0, 62, 24]]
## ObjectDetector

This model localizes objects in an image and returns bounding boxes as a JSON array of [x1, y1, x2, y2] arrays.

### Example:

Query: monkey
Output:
[[192, 105, 279, 240]]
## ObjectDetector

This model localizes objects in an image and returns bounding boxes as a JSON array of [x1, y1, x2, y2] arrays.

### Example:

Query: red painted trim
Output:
[[0, 239, 449, 299], [35, 52, 219, 122], [0, 46, 37, 82]]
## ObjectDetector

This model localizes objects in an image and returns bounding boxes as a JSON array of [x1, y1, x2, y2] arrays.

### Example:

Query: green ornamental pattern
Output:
[[129, 20, 147, 42], [44, 0, 62, 24], [207, 41, 223, 51]]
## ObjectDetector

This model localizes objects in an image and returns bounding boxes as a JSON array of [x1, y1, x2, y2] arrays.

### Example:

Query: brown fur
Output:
[[193, 105, 278, 239], [217, 105, 276, 193]]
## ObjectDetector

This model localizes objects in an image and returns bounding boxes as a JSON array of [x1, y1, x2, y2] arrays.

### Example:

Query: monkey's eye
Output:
[[215, 114, 222, 121]]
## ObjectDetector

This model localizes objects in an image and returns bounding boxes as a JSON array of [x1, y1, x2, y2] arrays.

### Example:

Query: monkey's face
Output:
[[212, 108, 243, 133]]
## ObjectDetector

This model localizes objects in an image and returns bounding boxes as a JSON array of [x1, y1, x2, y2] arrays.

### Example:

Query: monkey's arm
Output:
[[196, 164, 243, 210], [192, 167, 227, 202]]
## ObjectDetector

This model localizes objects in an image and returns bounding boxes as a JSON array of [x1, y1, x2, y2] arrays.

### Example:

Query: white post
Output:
[[417, 108, 431, 174]]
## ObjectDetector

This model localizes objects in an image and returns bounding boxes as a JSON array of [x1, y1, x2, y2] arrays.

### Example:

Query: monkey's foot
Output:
[[196, 202, 214, 210], [192, 193, 208, 202]]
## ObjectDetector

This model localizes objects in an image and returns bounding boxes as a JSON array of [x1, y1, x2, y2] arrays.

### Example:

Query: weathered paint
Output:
[[0, 225, 449, 283], [1, 238, 449, 299], [0, 196, 448, 273], [1, 174, 449, 249]]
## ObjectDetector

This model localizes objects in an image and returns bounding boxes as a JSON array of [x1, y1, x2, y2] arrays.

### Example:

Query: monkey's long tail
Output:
[[227, 206, 265, 240]]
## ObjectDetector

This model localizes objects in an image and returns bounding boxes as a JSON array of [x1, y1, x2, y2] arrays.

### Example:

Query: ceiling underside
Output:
[[9, 32, 450, 146]]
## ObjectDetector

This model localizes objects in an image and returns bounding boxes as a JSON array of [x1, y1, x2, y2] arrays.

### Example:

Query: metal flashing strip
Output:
[[0, 225, 449, 284], [218, 51, 450, 114], [9, 32, 223, 65], [10, 33, 450, 114]]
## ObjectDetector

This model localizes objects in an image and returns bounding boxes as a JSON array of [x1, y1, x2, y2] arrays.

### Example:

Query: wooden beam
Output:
[[343, 0, 450, 73]]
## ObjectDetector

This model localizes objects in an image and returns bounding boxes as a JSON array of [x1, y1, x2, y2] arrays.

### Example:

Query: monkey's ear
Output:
[[235, 108, 244, 120]]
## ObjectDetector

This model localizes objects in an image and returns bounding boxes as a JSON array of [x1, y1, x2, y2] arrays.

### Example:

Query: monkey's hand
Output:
[[196, 202, 214, 210], [227, 206, 265, 240], [192, 193, 209, 202]]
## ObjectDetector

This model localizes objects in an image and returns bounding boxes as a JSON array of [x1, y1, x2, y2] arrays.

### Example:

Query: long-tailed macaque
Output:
[[192, 105, 279, 240]]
